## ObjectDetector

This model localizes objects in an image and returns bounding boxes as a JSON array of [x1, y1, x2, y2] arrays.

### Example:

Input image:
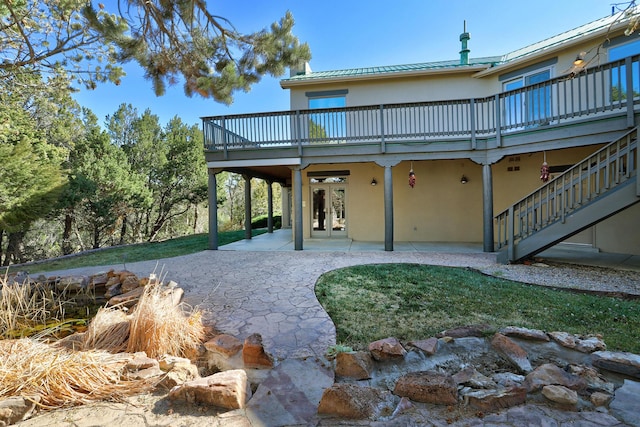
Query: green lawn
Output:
[[22, 230, 266, 274], [315, 263, 640, 353]]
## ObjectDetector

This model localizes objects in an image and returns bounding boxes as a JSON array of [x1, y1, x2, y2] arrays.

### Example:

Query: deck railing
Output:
[[494, 127, 638, 253], [203, 56, 640, 152]]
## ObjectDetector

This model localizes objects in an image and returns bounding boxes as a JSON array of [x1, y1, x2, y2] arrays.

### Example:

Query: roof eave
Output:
[[473, 22, 629, 78], [280, 64, 493, 89]]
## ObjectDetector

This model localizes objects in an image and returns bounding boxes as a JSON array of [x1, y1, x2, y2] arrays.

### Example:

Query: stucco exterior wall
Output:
[[289, 74, 494, 111], [595, 202, 640, 253], [290, 142, 639, 255]]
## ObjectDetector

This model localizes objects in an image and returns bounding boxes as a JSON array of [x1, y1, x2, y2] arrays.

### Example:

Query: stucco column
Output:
[[267, 180, 274, 233], [243, 174, 252, 240], [207, 169, 218, 250], [482, 163, 494, 252], [294, 168, 303, 250], [384, 165, 394, 251], [281, 186, 292, 228]]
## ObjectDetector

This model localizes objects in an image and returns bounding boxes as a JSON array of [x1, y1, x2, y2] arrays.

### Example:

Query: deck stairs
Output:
[[496, 127, 639, 264]]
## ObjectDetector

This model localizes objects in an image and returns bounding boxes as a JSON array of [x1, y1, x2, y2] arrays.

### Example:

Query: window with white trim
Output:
[[502, 67, 553, 128], [306, 91, 347, 143], [608, 39, 640, 101]]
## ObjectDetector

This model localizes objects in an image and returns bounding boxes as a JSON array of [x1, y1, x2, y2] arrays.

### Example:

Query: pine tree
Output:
[[1, 1, 311, 103]]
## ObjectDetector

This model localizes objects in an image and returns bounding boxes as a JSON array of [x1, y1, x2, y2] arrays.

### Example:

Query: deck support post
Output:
[[384, 165, 394, 251], [244, 174, 252, 240], [267, 180, 274, 233], [208, 169, 218, 250], [482, 163, 494, 252], [294, 168, 303, 250]]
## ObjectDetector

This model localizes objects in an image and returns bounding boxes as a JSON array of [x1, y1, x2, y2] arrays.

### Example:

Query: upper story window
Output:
[[609, 39, 640, 61], [308, 95, 346, 109], [502, 67, 553, 127], [306, 90, 347, 143], [608, 39, 640, 100]]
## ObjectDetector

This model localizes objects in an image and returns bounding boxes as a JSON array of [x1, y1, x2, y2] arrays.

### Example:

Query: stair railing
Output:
[[495, 127, 638, 257]]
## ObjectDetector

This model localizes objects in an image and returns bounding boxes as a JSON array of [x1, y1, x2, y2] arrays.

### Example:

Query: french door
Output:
[[311, 184, 347, 238]]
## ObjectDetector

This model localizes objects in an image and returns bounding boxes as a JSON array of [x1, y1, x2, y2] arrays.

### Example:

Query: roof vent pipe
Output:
[[459, 20, 470, 65]]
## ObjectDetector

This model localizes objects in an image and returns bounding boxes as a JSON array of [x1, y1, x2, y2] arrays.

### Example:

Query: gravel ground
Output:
[[480, 261, 640, 297]]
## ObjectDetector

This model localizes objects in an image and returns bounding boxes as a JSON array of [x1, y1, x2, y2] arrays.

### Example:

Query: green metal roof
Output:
[[284, 57, 501, 82], [282, 10, 633, 84]]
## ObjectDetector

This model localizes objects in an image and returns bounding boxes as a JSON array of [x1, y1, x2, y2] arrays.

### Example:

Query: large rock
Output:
[[500, 326, 550, 342], [592, 351, 640, 379], [242, 333, 274, 369], [567, 364, 614, 394], [609, 379, 640, 427], [56, 275, 88, 292], [107, 286, 144, 308], [453, 366, 496, 388], [168, 369, 251, 409], [89, 272, 110, 291], [317, 383, 394, 419], [549, 332, 606, 353], [205, 334, 243, 357], [491, 333, 532, 373], [462, 387, 527, 411], [393, 371, 458, 405], [408, 337, 439, 355], [120, 275, 141, 294], [523, 363, 587, 392], [437, 324, 491, 338], [542, 385, 578, 408], [368, 337, 406, 361], [0, 396, 40, 426], [158, 361, 200, 389], [125, 353, 159, 371], [335, 351, 373, 380]]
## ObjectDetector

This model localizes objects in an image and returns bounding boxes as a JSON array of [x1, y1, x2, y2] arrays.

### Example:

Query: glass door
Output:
[[311, 184, 347, 237]]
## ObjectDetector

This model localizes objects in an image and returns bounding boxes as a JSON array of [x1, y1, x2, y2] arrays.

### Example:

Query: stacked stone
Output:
[[317, 325, 640, 423]]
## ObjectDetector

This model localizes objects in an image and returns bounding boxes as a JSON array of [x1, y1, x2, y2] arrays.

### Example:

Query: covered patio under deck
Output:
[[204, 55, 640, 254]]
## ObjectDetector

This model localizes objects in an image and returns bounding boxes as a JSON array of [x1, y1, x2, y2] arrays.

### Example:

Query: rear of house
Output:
[[203, 9, 640, 259]]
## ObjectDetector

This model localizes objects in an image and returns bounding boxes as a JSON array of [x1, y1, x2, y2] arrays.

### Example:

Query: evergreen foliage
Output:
[[1, 1, 311, 103]]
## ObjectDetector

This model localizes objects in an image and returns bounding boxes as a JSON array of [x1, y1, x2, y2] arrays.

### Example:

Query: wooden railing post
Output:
[[295, 110, 302, 156], [507, 206, 514, 262], [626, 57, 635, 128], [470, 98, 477, 150], [221, 117, 228, 160], [379, 104, 386, 153], [494, 94, 502, 147]]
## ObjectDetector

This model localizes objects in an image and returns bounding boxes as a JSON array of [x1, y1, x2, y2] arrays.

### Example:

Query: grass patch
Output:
[[315, 263, 640, 353], [23, 230, 267, 273]]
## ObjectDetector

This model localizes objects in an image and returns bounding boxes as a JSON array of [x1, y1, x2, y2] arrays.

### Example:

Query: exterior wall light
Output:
[[460, 175, 468, 184], [371, 178, 377, 186]]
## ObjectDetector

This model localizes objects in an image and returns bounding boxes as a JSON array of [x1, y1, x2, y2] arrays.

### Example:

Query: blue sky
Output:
[[73, 0, 623, 127]]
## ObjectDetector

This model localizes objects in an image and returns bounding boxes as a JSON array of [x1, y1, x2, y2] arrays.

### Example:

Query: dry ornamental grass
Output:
[[0, 276, 206, 410], [0, 339, 153, 409]]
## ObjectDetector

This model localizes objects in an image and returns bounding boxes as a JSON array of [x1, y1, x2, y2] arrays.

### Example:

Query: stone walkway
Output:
[[18, 247, 639, 426]]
